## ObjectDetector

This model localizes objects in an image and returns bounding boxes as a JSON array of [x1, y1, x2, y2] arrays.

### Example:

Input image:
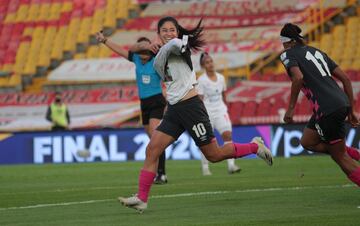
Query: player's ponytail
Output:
[[280, 23, 305, 45]]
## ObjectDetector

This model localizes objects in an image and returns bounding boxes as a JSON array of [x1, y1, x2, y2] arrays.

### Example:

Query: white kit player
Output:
[[197, 52, 241, 175]]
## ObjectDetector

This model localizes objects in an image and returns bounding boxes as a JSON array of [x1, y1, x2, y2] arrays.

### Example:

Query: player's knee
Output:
[[145, 143, 160, 160], [204, 154, 221, 163], [222, 135, 232, 142], [329, 151, 344, 163], [207, 157, 219, 163], [300, 138, 311, 150], [145, 146, 152, 159]]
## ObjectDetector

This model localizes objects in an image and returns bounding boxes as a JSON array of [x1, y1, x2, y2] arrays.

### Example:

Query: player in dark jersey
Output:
[[279, 23, 360, 187]]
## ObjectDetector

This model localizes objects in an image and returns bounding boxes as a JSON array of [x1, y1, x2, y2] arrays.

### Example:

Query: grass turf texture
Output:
[[0, 156, 359, 226]]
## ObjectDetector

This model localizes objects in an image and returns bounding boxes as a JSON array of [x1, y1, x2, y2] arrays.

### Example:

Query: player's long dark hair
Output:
[[137, 37, 151, 43], [157, 16, 205, 52], [280, 23, 305, 45], [199, 52, 210, 66]]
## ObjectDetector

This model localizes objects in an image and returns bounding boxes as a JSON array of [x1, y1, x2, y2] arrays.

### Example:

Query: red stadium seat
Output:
[[256, 100, 272, 116], [242, 101, 257, 117], [7, 1, 19, 13], [0, 49, 5, 64], [3, 52, 16, 64], [228, 102, 244, 125]]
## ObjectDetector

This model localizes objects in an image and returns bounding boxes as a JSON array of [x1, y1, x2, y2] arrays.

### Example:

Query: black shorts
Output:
[[156, 95, 215, 147], [306, 107, 349, 144], [140, 93, 166, 125]]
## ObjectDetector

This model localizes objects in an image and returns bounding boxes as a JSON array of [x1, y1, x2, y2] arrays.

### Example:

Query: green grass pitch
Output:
[[0, 156, 359, 226]]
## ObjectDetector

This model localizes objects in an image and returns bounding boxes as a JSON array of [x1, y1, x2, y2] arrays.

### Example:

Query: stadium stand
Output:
[[0, 0, 359, 130], [226, 0, 360, 125], [0, 0, 137, 93]]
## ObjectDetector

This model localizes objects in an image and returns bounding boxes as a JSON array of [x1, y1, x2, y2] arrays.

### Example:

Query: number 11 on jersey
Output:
[[305, 50, 331, 77]]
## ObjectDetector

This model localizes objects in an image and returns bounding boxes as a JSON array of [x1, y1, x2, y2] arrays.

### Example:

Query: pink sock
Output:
[[346, 146, 360, 161], [233, 143, 258, 158], [137, 169, 156, 202], [348, 167, 360, 187]]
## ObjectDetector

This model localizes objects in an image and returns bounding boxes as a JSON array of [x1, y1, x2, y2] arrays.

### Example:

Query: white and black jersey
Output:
[[154, 38, 215, 146], [280, 44, 350, 119], [154, 38, 197, 105]]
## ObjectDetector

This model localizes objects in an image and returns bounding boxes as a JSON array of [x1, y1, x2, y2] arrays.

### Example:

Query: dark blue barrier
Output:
[[271, 124, 360, 158], [0, 124, 358, 165]]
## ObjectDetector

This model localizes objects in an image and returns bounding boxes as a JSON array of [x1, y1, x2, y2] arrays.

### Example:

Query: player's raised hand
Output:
[[148, 43, 160, 54], [95, 30, 107, 44], [149, 36, 162, 54]]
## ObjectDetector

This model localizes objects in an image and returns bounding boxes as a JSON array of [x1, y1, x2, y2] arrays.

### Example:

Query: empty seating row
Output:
[[0, 0, 135, 91]]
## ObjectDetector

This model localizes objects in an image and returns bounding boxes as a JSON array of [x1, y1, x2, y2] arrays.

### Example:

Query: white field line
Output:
[[0, 184, 355, 211], [0, 199, 112, 211], [0, 185, 137, 195]]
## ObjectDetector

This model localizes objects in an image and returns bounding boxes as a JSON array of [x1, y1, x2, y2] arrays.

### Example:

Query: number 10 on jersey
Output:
[[192, 123, 206, 138]]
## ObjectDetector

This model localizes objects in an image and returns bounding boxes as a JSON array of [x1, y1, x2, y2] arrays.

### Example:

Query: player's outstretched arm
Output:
[[95, 30, 129, 59], [284, 66, 303, 123], [332, 67, 359, 127], [129, 41, 161, 55], [332, 67, 355, 106]]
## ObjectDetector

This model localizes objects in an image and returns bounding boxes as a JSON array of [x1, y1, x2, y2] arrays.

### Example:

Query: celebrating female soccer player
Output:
[[95, 32, 168, 184], [118, 16, 273, 213], [197, 52, 240, 175], [279, 23, 360, 187]]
